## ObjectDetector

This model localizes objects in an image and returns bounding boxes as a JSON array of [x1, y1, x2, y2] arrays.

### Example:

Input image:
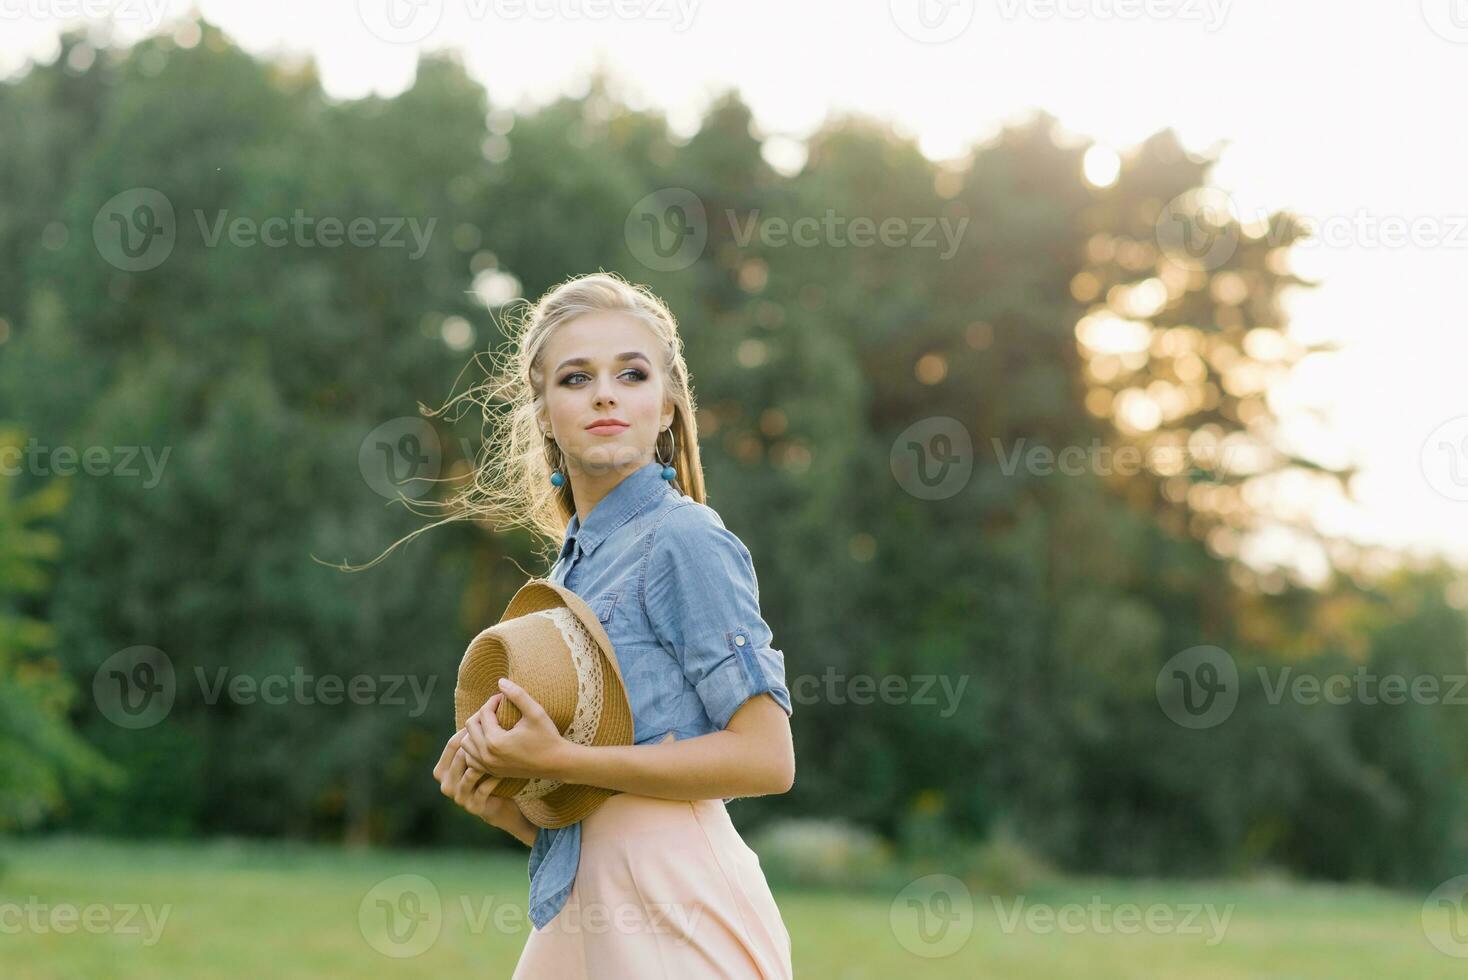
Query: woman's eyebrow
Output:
[[554, 352, 650, 372]]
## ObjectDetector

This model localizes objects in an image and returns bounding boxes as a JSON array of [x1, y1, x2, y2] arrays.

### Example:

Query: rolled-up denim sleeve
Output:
[[644, 502, 793, 730]]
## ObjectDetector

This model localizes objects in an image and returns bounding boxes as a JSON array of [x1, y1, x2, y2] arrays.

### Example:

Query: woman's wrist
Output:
[[547, 739, 588, 784]]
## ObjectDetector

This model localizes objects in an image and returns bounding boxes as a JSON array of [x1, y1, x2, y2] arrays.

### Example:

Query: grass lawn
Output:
[[0, 836, 1458, 978]]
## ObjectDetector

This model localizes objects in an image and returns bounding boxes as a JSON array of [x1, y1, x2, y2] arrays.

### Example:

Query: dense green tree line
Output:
[[1, 19, 1463, 886]]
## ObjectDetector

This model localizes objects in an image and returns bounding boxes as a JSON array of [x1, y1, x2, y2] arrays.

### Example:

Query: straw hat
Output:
[[453, 578, 634, 829]]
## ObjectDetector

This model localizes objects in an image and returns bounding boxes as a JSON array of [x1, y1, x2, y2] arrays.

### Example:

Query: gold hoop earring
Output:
[[655, 427, 676, 482]]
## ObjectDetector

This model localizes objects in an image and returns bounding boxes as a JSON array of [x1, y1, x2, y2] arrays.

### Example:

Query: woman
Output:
[[430, 272, 796, 978]]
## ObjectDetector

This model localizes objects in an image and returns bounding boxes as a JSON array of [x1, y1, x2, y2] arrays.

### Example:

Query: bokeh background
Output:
[[3, 3, 1468, 977]]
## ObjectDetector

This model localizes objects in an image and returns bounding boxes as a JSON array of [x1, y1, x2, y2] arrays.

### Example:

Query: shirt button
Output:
[[735, 635, 746, 646]]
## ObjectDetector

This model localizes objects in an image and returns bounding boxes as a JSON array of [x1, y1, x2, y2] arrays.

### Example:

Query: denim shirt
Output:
[[524, 460, 793, 929]]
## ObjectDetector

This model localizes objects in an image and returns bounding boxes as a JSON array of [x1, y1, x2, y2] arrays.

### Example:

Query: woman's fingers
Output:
[[470, 767, 501, 797], [466, 707, 495, 769], [451, 748, 480, 805], [431, 728, 466, 781], [441, 744, 471, 798]]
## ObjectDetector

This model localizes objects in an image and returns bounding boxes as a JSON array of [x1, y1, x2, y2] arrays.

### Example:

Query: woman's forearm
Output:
[[551, 726, 792, 801], [496, 810, 538, 847]]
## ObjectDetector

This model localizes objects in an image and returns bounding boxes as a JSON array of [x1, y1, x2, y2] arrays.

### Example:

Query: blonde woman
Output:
[[430, 272, 796, 977]]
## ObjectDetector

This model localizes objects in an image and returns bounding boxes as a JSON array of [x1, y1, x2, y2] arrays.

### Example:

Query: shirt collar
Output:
[[557, 461, 672, 563]]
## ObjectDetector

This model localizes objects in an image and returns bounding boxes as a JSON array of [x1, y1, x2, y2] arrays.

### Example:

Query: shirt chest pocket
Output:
[[592, 590, 620, 625]]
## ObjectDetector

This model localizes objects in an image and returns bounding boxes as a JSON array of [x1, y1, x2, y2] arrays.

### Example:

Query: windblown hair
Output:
[[328, 271, 706, 572]]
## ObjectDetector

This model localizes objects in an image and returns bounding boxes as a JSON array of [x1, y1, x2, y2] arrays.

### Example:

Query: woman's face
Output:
[[538, 311, 675, 480]]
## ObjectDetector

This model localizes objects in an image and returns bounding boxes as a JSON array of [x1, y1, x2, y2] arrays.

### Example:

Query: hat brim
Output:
[[453, 578, 635, 829]]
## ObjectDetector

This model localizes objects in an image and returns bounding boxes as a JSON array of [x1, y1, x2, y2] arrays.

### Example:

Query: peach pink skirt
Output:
[[511, 794, 793, 979]]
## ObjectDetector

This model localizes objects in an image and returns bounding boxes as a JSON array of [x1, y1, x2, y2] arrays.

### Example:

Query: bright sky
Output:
[[5, 0, 1466, 575]]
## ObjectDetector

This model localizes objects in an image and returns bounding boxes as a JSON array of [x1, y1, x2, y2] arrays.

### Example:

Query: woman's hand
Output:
[[461, 680, 575, 781], [433, 728, 533, 841]]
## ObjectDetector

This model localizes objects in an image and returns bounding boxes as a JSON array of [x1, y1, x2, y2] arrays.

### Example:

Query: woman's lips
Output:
[[585, 422, 629, 435]]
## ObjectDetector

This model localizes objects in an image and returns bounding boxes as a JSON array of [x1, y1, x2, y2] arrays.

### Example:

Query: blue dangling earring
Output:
[[545, 430, 566, 487], [656, 426, 677, 482]]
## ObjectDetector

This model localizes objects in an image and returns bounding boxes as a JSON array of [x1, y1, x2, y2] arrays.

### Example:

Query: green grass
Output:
[[0, 836, 1458, 978]]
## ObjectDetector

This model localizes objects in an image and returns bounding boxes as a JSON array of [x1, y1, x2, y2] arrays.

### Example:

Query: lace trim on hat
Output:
[[513, 606, 605, 804]]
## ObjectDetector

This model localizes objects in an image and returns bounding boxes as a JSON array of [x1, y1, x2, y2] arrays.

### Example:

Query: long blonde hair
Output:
[[327, 271, 706, 572]]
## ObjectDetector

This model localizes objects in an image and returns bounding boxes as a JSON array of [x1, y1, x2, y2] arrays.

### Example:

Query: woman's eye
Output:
[[560, 369, 647, 385]]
